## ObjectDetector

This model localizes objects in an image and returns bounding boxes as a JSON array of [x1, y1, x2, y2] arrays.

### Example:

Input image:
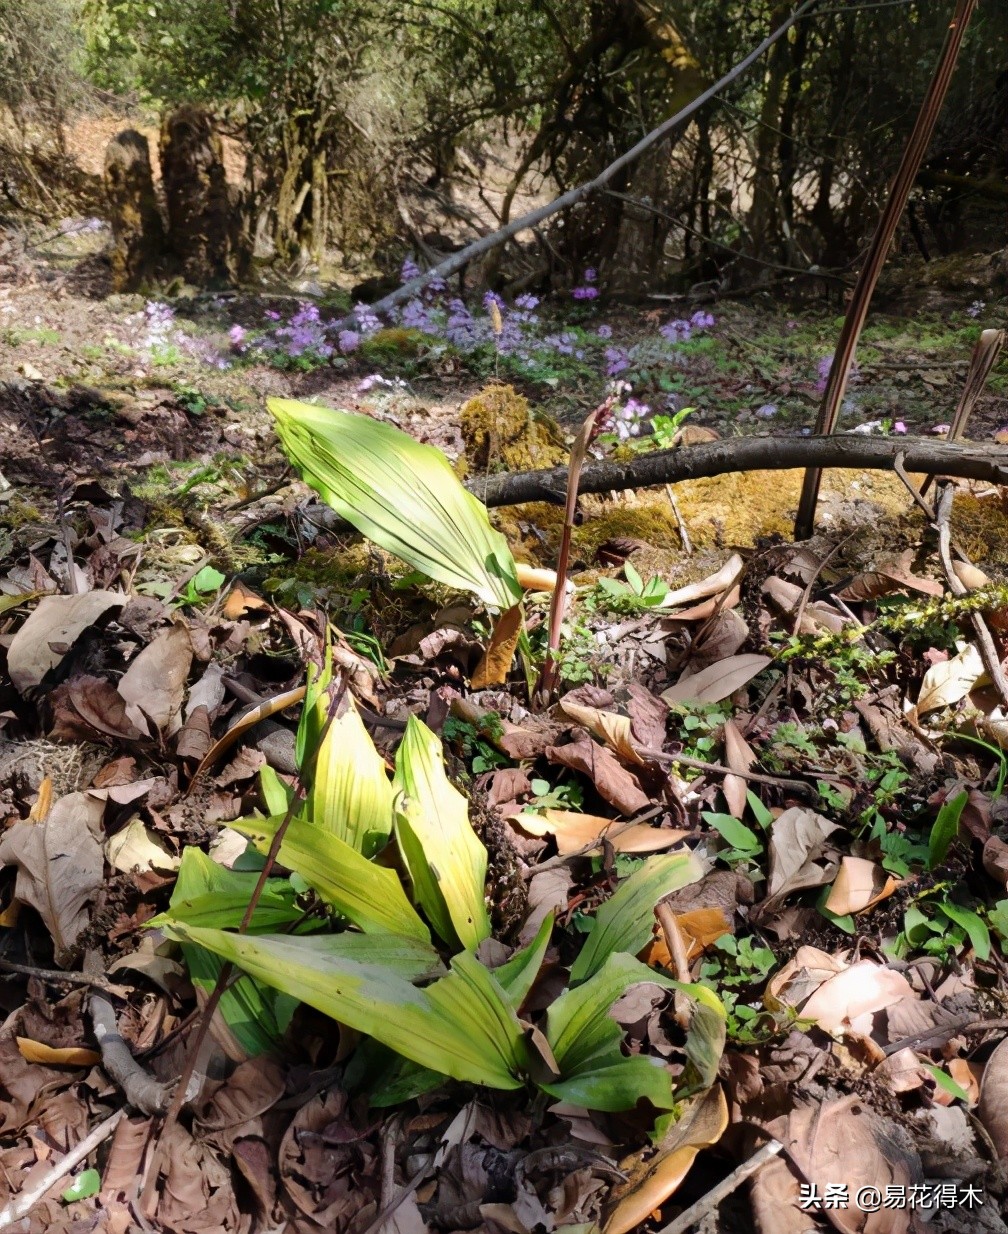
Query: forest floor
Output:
[[2, 214, 1008, 1234]]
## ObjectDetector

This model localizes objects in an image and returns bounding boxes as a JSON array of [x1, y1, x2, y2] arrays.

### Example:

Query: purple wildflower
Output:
[[228, 324, 247, 350], [893, 420, 907, 434], [400, 256, 421, 284], [572, 285, 599, 300], [583, 267, 597, 283], [605, 346, 630, 377], [265, 309, 281, 321], [690, 309, 715, 329], [514, 293, 540, 312], [483, 290, 506, 313], [966, 300, 985, 318], [660, 319, 692, 344], [596, 324, 613, 339], [352, 302, 381, 336], [338, 329, 360, 353], [756, 403, 778, 419]]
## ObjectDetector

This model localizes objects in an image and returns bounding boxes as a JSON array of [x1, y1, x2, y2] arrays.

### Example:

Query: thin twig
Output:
[[655, 1139, 783, 1234], [642, 750, 816, 797], [892, 451, 936, 522], [794, 0, 979, 538], [0, 957, 118, 991], [934, 484, 1008, 711], [0, 1110, 124, 1231]]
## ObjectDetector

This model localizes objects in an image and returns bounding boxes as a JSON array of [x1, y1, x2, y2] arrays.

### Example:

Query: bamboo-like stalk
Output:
[[793, 0, 978, 540]]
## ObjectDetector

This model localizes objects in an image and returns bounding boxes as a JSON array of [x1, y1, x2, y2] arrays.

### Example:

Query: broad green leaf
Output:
[[928, 789, 968, 870], [167, 848, 298, 1056], [545, 953, 725, 1111], [925, 1064, 970, 1103], [937, 900, 990, 960], [162, 923, 529, 1089], [542, 1054, 679, 1112], [393, 716, 491, 950], [154, 888, 301, 932], [236, 814, 429, 942], [701, 811, 762, 854], [494, 911, 553, 1009], [269, 398, 521, 609], [569, 852, 703, 984]]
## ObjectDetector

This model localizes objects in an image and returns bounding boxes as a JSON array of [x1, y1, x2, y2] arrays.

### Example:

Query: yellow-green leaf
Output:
[[393, 716, 491, 950]]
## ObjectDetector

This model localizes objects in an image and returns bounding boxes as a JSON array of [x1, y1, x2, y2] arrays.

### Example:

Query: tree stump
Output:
[[160, 105, 243, 283], [103, 130, 165, 291]]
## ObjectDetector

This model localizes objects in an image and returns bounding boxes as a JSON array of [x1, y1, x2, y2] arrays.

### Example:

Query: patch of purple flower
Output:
[[660, 318, 692, 344], [756, 403, 778, 419], [228, 324, 247, 350], [572, 285, 599, 300], [596, 324, 613, 339], [605, 346, 630, 377], [338, 330, 361, 353], [352, 302, 381, 337], [690, 309, 715, 329], [401, 256, 421, 284]]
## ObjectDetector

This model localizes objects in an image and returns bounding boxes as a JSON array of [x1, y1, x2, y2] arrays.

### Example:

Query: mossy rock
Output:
[[460, 383, 567, 475], [950, 492, 1008, 573]]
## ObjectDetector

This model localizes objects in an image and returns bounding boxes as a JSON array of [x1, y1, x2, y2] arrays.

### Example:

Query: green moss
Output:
[[460, 383, 568, 475], [359, 327, 428, 363]]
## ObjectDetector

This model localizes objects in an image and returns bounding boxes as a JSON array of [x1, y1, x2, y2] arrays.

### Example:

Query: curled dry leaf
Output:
[[118, 621, 193, 735], [556, 700, 645, 765], [978, 1035, 1008, 1159], [514, 809, 686, 856], [106, 816, 181, 874], [16, 1038, 101, 1068], [825, 856, 902, 916], [0, 791, 105, 966], [838, 549, 944, 601], [914, 643, 985, 715], [603, 1084, 728, 1234], [471, 603, 523, 688], [689, 608, 749, 668], [661, 654, 771, 706], [779, 958, 916, 1036], [766, 807, 840, 900], [657, 554, 743, 609], [645, 906, 733, 965], [722, 718, 755, 819], [6, 590, 125, 694], [546, 737, 650, 816], [660, 584, 741, 624]]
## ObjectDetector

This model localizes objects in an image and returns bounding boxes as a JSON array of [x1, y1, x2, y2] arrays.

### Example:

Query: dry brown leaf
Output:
[[914, 643, 985, 715], [514, 809, 686, 855], [659, 584, 741, 624], [118, 622, 193, 735], [603, 1085, 728, 1234], [766, 807, 840, 900], [557, 700, 645, 765], [799, 961, 916, 1035], [983, 836, 1008, 890], [222, 582, 270, 620], [722, 718, 755, 818], [471, 603, 523, 688], [825, 856, 901, 915], [7, 590, 125, 694], [657, 554, 743, 609], [838, 550, 944, 601], [661, 654, 771, 706], [106, 816, 180, 874], [16, 1038, 101, 1068], [190, 684, 307, 786], [750, 1096, 919, 1234], [0, 791, 105, 966], [546, 737, 650, 816], [765, 946, 847, 1011], [646, 906, 732, 965], [689, 609, 749, 668], [978, 1036, 1008, 1158]]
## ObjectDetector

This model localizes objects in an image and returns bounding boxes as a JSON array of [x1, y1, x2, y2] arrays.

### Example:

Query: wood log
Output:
[[472, 434, 1008, 508]]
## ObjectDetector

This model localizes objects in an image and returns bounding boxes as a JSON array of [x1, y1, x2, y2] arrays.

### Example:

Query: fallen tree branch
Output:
[[332, 0, 818, 330], [90, 994, 170, 1116], [471, 435, 1008, 510]]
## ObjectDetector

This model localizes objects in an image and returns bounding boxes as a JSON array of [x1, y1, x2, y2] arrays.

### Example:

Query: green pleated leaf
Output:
[[569, 852, 704, 984], [494, 911, 553, 1009], [160, 923, 529, 1090], [393, 716, 491, 950], [236, 813, 430, 942], [269, 398, 521, 609]]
